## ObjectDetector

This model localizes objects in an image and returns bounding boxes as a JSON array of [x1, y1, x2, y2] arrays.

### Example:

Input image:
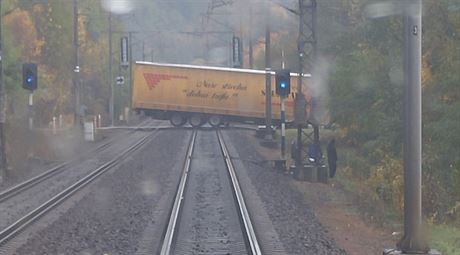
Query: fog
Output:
[[102, 0, 338, 124], [103, 0, 299, 67]]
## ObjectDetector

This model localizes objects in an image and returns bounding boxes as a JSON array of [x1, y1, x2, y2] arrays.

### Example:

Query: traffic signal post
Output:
[[22, 63, 38, 130], [275, 69, 291, 161], [22, 63, 38, 162]]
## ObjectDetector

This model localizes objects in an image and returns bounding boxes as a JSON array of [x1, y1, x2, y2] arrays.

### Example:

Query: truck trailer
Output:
[[132, 62, 310, 127]]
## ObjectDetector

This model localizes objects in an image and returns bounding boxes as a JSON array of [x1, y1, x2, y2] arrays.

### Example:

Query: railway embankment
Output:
[[10, 129, 189, 255], [225, 129, 347, 255], [226, 129, 397, 255]]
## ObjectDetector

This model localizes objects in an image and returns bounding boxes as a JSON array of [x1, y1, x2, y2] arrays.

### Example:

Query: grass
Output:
[[276, 126, 460, 255], [429, 224, 460, 255]]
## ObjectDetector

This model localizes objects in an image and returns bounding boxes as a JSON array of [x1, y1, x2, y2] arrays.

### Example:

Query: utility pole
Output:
[[108, 11, 114, 126], [400, 2, 425, 251], [265, 24, 272, 139], [248, 7, 253, 69], [73, 0, 80, 127], [0, 0, 7, 182], [128, 32, 133, 117], [248, 35, 253, 69], [385, 1, 439, 254], [295, 0, 317, 180], [142, 41, 145, 61], [281, 52, 286, 159]]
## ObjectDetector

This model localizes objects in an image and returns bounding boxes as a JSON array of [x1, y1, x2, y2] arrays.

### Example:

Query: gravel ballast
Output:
[[224, 129, 347, 255], [5, 127, 347, 255], [12, 129, 190, 255]]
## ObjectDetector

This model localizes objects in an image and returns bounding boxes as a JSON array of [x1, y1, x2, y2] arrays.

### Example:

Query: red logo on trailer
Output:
[[143, 73, 188, 90]]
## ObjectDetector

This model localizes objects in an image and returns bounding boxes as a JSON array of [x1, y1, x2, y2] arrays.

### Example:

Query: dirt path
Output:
[[248, 132, 396, 255]]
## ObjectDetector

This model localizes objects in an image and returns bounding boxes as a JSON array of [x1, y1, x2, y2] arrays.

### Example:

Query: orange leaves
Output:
[[78, 15, 88, 48], [4, 8, 44, 60]]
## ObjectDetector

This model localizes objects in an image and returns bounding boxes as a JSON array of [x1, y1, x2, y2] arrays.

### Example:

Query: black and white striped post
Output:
[[275, 69, 290, 163], [28, 92, 33, 130], [280, 96, 286, 159]]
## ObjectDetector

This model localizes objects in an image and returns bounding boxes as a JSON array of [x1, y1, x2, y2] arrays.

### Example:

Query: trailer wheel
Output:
[[189, 114, 205, 127], [170, 113, 185, 127], [208, 115, 222, 127]]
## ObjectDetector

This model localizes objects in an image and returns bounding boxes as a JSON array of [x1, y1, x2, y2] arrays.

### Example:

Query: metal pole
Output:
[[397, 0, 429, 253], [0, 0, 7, 182], [108, 12, 114, 126], [142, 40, 145, 61], [249, 38, 253, 69], [265, 25, 272, 138], [314, 124, 320, 165], [281, 97, 286, 159], [27, 91, 34, 160], [296, 0, 306, 178], [28, 92, 33, 130], [282, 50, 285, 69], [310, 0, 320, 168], [296, 0, 317, 180], [73, 0, 80, 127], [128, 32, 133, 121], [280, 62, 287, 159], [248, 7, 253, 69]]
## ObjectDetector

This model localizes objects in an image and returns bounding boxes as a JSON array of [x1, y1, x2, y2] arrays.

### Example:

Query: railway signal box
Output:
[[22, 63, 38, 91], [275, 69, 290, 97]]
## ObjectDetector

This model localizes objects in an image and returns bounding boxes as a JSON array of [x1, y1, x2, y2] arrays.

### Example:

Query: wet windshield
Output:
[[0, 0, 458, 254]]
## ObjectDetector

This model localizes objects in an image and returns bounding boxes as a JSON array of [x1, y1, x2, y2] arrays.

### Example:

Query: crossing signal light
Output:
[[276, 69, 290, 97], [22, 63, 38, 91]]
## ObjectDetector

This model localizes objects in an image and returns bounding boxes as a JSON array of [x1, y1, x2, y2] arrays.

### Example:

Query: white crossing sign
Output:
[[116, 76, 125, 85]]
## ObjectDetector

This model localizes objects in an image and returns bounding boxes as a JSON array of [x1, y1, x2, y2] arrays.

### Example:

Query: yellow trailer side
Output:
[[132, 62, 308, 121]]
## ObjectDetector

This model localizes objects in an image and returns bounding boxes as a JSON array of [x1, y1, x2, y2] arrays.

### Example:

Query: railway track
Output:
[[0, 118, 156, 203], [160, 129, 261, 255], [0, 120, 160, 246]]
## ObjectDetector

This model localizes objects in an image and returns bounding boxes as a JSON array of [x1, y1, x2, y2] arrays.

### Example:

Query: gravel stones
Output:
[[13, 130, 189, 255], [173, 131, 247, 255], [224, 130, 347, 255], [9, 127, 347, 255]]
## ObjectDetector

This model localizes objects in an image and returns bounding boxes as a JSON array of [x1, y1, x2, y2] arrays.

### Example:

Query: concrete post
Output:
[[108, 12, 114, 126], [397, 1, 428, 252], [59, 114, 63, 128], [52, 116, 56, 135], [93, 115, 97, 134], [0, 0, 8, 182], [128, 32, 133, 121], [73, 0, 80, 127], [386, 1, 439, 254]]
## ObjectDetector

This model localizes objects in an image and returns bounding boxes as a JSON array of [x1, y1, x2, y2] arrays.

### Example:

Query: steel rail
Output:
[[217, 130, 262, 255], [160, 130, 261, 255], [159, 130, 197, 255], [0, 129, 158, 245], [0, 118, 155, 203], [0, 142, 110, 203]]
